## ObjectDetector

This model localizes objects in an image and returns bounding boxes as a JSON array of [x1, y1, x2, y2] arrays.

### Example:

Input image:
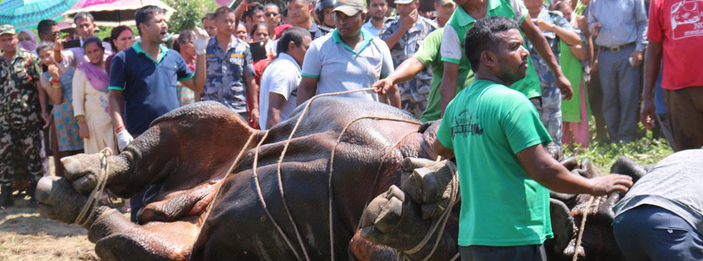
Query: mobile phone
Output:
[[250, 41, 267, 62], [63, 39, 81, 49]]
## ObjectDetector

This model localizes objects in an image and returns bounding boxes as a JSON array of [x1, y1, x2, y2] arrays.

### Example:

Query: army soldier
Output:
[[0, 25, 46, 207]]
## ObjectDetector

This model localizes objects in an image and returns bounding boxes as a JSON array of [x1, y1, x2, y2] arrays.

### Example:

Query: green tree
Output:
[[163, 0, 219, 34]]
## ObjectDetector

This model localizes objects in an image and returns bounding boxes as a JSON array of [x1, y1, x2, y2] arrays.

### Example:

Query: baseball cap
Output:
[[333, 0, 365, 16], [0, 25, 16, 36], [435, 0, 454, 5]]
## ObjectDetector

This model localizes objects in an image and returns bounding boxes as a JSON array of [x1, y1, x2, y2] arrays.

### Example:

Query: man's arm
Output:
[[521, 15, 573, 100], [433, 137, 455, 160], [296, 76, 319, 106], [245, 74, 259, 127], [517, 144, 632, 195], [108, 90, 126, 132], [372, 57, 425, 97], [266, 93, 287, 129], [439, 62, 458, 116], [640, 41, 663, 130], [533, 18, 582, 46], [382, 13, 417, 49], [180, 54, 206, 94]]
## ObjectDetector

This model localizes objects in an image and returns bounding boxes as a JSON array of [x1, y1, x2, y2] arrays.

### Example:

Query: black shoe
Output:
[[0, 185, 14, 208]]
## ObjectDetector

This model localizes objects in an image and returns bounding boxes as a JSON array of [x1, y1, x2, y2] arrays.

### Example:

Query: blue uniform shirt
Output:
[[203, 36, 255, 113], [108, 41, 194, 135]]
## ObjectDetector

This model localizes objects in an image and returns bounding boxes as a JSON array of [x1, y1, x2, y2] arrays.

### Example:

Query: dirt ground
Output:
[[0, 156, 99, 261]]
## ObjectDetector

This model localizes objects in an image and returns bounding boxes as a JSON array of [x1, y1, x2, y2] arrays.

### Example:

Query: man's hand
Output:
[[587, 174, 633, 196], [640, 98, 656, 130], [249, 109, 260, 129], [401, 9, 419, 29], [78, 122, 90, 139], [372, 78, 394, 95], [629, 50, 643, 67], [193, 27, 210, 55], [533, 19, 554, 32], [556, 74, 573, 100], [116, 129, 134, 151], [590, 22, 601, 37]]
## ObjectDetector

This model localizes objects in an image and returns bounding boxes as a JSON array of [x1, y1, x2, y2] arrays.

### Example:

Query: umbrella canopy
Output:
[[63, 0, 175, 27], [75, 0, 118, 8], [0, 0, 81, 30]]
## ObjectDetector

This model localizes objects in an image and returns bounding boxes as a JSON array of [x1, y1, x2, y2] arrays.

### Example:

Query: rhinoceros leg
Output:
[[60, 102, 258, 205], [37, 176, 202, 261]]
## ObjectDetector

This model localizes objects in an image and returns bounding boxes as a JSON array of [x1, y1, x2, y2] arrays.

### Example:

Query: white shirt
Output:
[[259, 53, 302, 130], [301, 29, 394, 102]]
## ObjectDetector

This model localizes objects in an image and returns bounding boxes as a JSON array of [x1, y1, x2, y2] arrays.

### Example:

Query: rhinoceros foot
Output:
[[36, 176, 90, 225]]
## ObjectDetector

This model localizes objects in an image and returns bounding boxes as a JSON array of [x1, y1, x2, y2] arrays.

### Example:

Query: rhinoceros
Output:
[[36, 98, 644, 261]]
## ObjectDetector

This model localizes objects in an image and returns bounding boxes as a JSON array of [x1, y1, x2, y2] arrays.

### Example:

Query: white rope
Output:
[[74, 148, 112, 227]]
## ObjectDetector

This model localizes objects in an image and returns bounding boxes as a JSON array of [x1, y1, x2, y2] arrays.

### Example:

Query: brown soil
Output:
[[0, 197, 97, 261], [0, 156, 98, 261]]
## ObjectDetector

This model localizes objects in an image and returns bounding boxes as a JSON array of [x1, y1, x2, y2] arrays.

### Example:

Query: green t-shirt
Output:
[[413, 28, 447, 122], [436, 79, 553, 246], [440, 0, 541, 104]]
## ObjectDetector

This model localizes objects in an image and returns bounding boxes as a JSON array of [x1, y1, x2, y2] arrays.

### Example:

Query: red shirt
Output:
[[648, 0, 703, 90]]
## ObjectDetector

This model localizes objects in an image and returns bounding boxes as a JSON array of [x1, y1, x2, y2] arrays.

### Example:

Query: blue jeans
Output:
[[598, 44, 642, 143], [613, 205, 703, 261]]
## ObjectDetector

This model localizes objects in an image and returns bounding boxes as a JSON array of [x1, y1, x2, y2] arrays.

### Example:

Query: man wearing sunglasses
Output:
[[263, 3, 281, 39]]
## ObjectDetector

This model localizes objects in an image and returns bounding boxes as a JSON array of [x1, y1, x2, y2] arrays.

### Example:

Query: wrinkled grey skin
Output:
[[37, 98, 440, 261]]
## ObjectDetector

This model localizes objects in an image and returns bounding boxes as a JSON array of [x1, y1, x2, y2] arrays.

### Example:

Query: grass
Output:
[[562, 120, 674, 173]]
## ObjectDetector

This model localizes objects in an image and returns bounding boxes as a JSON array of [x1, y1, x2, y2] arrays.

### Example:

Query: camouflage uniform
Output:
[[527, 8, 575, 148], [0, 47, 45, 186], [203, 36, 255, 119], [380, 16, 438, 118]]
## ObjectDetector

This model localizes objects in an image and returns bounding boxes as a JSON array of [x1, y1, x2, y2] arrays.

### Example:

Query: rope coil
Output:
[[74, 147, 113, 227]]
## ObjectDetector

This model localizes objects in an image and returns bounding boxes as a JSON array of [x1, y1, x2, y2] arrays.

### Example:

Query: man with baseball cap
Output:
[[297, 0, 400, 107], [433, 0, 456, 28], [380, 0, 438, 118], [0, 25, 46, 207]]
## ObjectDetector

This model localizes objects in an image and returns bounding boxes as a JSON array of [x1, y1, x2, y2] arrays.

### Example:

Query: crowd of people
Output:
[[0, 0, 702, 258]]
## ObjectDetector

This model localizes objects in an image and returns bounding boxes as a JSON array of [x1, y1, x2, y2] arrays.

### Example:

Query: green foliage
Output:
[[563, 121, 674, 173], [163, 0, 219, 34]]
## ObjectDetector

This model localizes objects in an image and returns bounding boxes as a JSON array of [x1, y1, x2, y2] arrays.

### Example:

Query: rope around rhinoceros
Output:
[[74, 147, 113, 227], [572, 196, 596, 261], [244, 88, 421, 261], [396, 160, 461, 261]]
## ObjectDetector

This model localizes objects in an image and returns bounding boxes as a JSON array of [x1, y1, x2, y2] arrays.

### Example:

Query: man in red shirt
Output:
[[641, 0, 703, 151]]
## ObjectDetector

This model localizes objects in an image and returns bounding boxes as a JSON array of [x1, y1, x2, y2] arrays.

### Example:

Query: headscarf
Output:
[[17, 29, 38, 53], [78, 62, 109, 93]]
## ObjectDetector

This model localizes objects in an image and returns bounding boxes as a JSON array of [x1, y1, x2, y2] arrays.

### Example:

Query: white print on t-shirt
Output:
[[672, 0, 703, 39]]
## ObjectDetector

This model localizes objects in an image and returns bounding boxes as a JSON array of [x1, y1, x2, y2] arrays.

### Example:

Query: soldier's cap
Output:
[[0, 25, 16, 36], [333, 0, 365, 16], [434, 0, 454, 6]]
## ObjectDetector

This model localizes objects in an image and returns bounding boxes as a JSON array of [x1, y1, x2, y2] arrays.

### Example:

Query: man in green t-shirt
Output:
[[434, 16, 632, 260], [373, 28, 445, 122], [438, 0, 573, 120]]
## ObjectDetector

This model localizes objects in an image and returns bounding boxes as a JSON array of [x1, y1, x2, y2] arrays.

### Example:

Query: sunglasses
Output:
[[264, 12, 279, 17]]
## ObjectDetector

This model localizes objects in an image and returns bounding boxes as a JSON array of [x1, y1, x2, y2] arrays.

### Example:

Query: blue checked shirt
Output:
[[203, 36, 255, 113]]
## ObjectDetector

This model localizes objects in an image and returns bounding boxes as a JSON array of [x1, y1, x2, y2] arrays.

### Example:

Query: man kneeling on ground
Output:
[[433, 16, 632, 261]]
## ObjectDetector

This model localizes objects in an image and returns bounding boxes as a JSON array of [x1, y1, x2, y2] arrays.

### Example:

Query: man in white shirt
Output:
[[259, 27, 312, 129], [297, 0, 399, 107]]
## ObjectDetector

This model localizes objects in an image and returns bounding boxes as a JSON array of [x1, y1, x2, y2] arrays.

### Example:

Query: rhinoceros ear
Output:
[[610, 156, 647, 183], [548, 198, 576, 259]]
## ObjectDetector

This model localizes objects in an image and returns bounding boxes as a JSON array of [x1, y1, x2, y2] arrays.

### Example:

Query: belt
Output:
[[601, 42, 635, 52]]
